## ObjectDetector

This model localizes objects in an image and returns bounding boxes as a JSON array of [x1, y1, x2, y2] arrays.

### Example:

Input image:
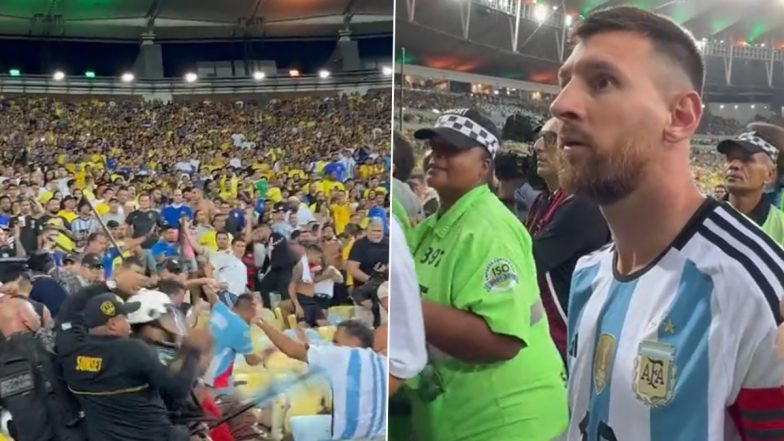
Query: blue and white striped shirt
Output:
[[567, 200, 784, 441], [308, 345, 387, 440]]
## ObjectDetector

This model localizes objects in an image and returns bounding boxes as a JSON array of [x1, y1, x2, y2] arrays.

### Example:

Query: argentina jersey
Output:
[[307, 345, 387, 440], [567, 199, 784, 441]]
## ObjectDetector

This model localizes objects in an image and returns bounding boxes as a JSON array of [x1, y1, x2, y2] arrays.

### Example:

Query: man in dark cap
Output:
[[270, 202, 293, 239], [60, 292, 210, 441], [718, 126, 784, 245]]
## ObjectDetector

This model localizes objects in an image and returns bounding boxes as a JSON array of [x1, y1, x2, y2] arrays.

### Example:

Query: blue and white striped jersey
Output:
[[567, 199, 784, 441], [308, 345, 387, 440]]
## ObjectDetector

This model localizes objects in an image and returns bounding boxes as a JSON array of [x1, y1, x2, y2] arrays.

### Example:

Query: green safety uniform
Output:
[[407, 184, 568, 441], [748, 196, 784, 246]]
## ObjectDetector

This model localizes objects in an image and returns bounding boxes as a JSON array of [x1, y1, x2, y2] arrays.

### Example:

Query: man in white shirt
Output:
[[387, 217, 426, 394], [207, 237, 248, 305], [288, 196, 315, 227]]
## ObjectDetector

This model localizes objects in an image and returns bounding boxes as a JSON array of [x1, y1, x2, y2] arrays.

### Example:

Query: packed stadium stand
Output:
[[0, 1, 391, 441]]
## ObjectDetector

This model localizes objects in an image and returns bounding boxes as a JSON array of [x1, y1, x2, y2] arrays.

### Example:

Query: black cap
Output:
[[414, 108, 501, 158], [0, 257, 29, 283], [273, 202, 287, 214], [106, 220, 120, 229], [717, 130, 780, 162], [81, 253, 103, 268], [63, 253, 79, 264], [160, 257, 184, 274], [83, 293, 140, 328]]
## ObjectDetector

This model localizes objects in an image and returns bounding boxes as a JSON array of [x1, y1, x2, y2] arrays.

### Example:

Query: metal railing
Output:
[[0, 70, 393, 96]]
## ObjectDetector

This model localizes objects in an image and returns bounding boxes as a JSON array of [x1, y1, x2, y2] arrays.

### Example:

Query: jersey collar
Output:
[[433, 184, 490, 238]]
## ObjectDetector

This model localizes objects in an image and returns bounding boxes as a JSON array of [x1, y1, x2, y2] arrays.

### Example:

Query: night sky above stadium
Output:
[[0, 36, 392, 78]]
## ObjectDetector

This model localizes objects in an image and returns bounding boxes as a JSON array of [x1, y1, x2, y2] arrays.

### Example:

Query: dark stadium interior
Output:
[[397, 0, 784, 97]]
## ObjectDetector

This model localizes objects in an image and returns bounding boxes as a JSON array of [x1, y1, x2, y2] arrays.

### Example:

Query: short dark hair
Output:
[[86, 232, 106, 244], [337, 320, 374, 348], [234, 293, 256, 311], [118, 256, 144, 269], [344, 223, 362, 238], [393, 131, 415, 182], [572, 6, 704, 95], [156, 279, 186, 296]]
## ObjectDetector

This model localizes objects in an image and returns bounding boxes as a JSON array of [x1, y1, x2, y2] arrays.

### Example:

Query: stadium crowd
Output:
[[0, 91, 391, 441]]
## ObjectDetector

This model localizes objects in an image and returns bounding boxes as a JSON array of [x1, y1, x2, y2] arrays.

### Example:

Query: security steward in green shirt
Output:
[[718, 125, 784, 246], [406, 108, 568, 441], [60, 293, 208, 441]]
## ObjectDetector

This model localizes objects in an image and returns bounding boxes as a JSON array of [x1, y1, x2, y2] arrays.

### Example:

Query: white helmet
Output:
[[126, 289, 172, 325]]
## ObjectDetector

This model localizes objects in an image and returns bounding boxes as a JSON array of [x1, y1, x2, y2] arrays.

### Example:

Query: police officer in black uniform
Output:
[[60, 292, 208, 441], [0, 258, 85, 441]]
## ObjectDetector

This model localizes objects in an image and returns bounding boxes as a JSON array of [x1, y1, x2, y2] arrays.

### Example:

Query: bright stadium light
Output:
[[184, 72, 198, 83], [751, 104, 756, 109], [53, 71, 65, 81], [289, 69, 300, 77], [533, 4, 548, 23], [253, 71, 266, 80], [734, 104, 739, 109], [382, 66, 393, 76], [121, 72, 135, 83], [318, 69, 331, 79], [84, 70, 96, 78], [8, 69, 20, 77], [720, 104, 725, 109], [565, 14, 573, 27]]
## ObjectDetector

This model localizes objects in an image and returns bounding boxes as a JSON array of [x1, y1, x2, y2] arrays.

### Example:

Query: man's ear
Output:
[[664, 91, 702, 145]]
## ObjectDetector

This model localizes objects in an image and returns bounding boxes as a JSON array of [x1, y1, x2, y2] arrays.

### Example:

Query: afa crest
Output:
[[633, 340, 677, 407]]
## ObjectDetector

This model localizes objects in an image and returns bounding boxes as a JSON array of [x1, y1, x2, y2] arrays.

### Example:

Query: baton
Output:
[[82, 196, 125, 261]]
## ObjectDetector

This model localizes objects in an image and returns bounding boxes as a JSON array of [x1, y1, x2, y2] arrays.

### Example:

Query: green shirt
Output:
[[762, 204, 784, 246], [408, 185, 568, 441]]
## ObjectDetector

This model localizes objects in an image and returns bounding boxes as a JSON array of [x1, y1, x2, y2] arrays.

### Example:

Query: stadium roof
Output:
[[0, 0, 392, 41], [398, 0, 784, 89]]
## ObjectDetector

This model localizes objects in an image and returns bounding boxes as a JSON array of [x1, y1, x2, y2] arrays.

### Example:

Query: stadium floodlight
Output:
[[382, 66, 393, 76], [318, 69, 331, 79], [84, 70, 96, 78], [565, 14, 573, 27], [533, 4, 548, 23], [121, 72, 135, 83], [253, 71, 266, 80], [493, 90, 500, 95], [734, 105, 739, 109], [289, 69, 300, 77], [8, 69, 20, 77], [552, 5, 558, 10], [432, 109, 440, 114], [184, 72, 198, 83], [751, 104, 756, 109], [53, 71, 65, 81], [720, 104, 725, 109]]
